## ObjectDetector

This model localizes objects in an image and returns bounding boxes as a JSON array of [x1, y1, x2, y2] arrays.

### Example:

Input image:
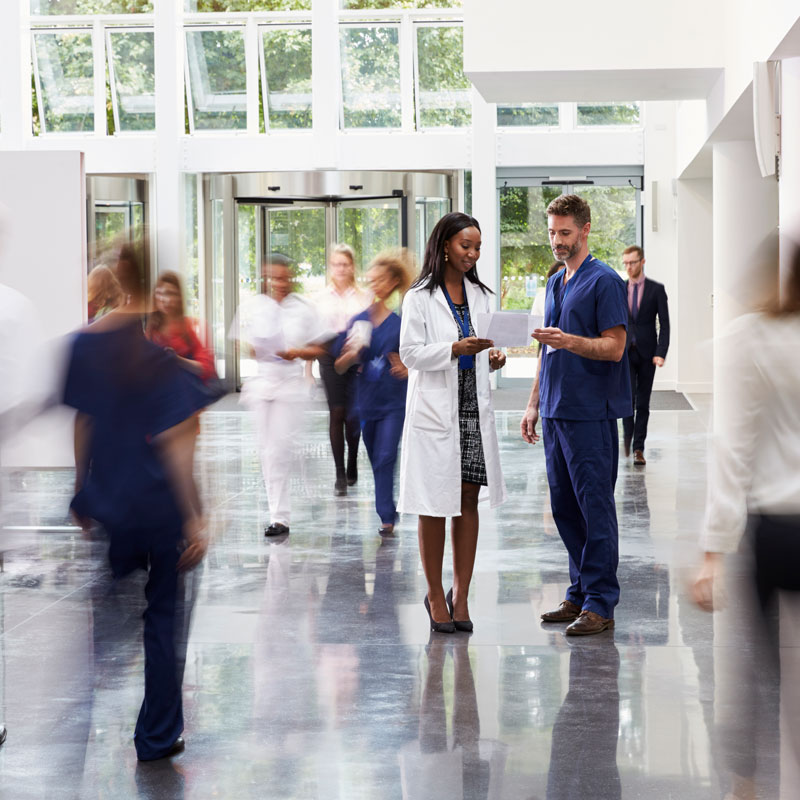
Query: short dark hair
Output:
[[264, 252, 292, 270], [623, 245, 644, 260], [546, 194, 591, 228]]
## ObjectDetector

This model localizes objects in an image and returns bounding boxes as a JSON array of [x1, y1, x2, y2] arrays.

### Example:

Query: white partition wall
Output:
[[0, 150, 86, 467]]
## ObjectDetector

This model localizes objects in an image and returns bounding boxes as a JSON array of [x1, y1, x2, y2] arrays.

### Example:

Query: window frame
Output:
[[105, 25, 156, 136]]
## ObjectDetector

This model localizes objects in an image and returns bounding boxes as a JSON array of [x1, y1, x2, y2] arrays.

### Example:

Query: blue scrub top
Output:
[[539, 254, 632, 421], [336, 309, 407, 421], [63, 321, 204, 531]]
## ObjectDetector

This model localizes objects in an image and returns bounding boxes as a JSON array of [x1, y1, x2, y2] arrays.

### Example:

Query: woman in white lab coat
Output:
[[398, 212, 507, 633]]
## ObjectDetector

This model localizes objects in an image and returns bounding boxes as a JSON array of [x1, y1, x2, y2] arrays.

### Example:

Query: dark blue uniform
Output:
[[63, 321, 202, 760], [540, 255, 632, 618]]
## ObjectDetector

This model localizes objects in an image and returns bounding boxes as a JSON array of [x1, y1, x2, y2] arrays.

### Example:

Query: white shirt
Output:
[[230, 293, 331, 400], [701, 313, 800, 553], [312, 284, 373, 334]]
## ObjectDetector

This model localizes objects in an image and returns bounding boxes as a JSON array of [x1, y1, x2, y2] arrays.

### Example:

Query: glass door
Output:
[[336, 197, 403, 279], [497, 171, 642, 385]]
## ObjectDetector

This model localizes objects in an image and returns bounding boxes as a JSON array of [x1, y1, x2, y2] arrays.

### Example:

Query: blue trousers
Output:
[[108, 515, 187, 761], [542, 417, 620, 618], [361, 411, 405, 525]]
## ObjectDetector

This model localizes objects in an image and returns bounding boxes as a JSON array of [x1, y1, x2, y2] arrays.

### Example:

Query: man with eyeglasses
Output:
[[621, 246, 670, 466]]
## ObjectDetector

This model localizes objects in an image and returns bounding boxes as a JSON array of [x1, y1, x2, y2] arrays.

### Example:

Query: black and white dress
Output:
[[452, 302, 487, 486]]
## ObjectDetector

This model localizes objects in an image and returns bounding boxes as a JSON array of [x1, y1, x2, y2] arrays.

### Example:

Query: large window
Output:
[[32, 30, 94, 134], [341, 0, 462, 7], [497, 104, 559, 128], [577, 102, 640, 126], [107, 30, 155, 132], [31, 0, 152, 12], [414, 23, 470, 128], [339, 25, 402, 129], [185, 28, 248, 131], [186, 0, 309, 9], [260, 26, 312, 130]]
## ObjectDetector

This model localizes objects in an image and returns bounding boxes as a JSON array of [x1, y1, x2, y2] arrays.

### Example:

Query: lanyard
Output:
[[442, 281, 474, 370]]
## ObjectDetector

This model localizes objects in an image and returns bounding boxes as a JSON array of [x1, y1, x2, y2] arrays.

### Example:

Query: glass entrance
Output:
[[497, 171, 642, 384]]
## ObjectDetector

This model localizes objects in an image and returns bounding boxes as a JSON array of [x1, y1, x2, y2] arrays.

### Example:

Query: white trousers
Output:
[[251, 396, 301, 526]]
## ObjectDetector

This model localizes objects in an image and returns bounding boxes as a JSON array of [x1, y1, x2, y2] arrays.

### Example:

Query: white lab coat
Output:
[[397, 281, 507, 518]]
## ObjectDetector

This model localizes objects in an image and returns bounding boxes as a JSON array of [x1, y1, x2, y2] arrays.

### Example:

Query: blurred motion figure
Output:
[[63, 243, 209, 761]]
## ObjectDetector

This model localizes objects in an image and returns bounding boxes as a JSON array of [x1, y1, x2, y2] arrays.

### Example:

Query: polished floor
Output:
[[0, 396, 790, 798]]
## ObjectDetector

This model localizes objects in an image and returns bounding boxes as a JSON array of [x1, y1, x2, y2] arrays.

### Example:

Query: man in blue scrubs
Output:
[[521, 194, 631, 635]]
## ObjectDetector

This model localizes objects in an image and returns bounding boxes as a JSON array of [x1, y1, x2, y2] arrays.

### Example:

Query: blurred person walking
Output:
[[692, 246, 800, 800], [521, 195, 631, 636], [146, 271, 220, 515], [87, 264, 122, 323], [334, 249, 414, 535], [314, 244, 373, 496], [398, 213, 507, 634], [621, 246, 670, 465], [231, 254, 330, 537], [63, 244, 209, 761]]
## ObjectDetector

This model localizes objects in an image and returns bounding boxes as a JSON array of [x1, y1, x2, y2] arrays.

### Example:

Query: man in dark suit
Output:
[[621, 246, 670, 465]]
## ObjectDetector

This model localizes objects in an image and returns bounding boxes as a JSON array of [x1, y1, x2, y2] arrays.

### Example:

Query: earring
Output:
[[444, 252, 449, 262]]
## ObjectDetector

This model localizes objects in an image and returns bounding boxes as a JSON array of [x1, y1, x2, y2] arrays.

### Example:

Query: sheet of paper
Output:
[[475, 312, 537, 347]]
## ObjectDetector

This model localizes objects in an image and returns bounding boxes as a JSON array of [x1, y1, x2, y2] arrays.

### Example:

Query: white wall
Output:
[[0, 151, 85, 468]]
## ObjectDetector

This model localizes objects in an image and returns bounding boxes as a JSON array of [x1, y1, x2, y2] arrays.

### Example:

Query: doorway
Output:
[[206, 170, 455, 389], [496, 167, 643, 386]]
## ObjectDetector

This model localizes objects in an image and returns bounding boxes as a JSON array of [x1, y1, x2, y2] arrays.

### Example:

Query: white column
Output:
[[153, 0, 184, 275], [711, 140, 778, 423], [470, 87, 497, 298], [0, 0, 25, 149], [780, 57, 800, 291], [312, 0, 338, 169]]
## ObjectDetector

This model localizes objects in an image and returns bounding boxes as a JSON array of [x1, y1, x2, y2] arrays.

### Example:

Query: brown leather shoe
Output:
[[541, 600, 581, 623], [633, 449, 646, 466], [623, 436, 631, 458], [565, 610, 614, 636]]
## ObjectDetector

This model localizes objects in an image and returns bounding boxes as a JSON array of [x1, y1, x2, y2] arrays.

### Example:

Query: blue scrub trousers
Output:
[[361, 411, 405, 525], [542, 417, 620, 618], [108, 514, 188, 761]]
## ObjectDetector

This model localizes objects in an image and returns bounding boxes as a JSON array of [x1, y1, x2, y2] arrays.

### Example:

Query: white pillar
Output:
[[780, 57, 800, 290], [711, 140, 778, 424], [153, 0, 184, 275], [0, 0, 25, 150], [470, 87, 497, 299]]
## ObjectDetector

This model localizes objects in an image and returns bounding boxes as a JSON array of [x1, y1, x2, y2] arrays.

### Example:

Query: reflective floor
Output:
[[0, 398, 789, 798]]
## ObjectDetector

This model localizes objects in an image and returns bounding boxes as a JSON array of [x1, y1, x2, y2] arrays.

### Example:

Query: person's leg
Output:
[[419, 515, 448, 622], [368, 413, 405, 527], [134, 522, 183, 761], [632, 357, 657, 453], [263, 399, 298, 526], [542, 418, 587, 609], [319, 356, 347, 479], [344, 369, 361, 484], [559, 419, 620, 618], [450, 482, 480, 621], [622, 348, 637, 451]]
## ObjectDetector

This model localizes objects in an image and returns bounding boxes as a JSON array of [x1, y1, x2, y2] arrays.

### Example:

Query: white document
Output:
[[476, 312, 542, 347]]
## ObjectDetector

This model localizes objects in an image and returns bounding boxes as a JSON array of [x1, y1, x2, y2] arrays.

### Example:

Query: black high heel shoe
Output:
[[424, 595, 455, 634], [446, 588, 474, 633]]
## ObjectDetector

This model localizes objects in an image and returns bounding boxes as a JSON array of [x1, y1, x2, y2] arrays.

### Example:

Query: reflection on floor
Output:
[[0, 402, 783, 798]]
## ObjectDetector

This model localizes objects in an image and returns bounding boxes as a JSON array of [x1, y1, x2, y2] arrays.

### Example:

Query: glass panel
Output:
[[340, 1, 461, 7], [573, 185, 637, 271], [31, 0, 152, 13], [211, 199, 226, 379], [185, 29, 247, 131], [95, 206, 129, 246], [339, 26, 401, 129], [416, 24, 471, 128], [33, 31, 94, 134], [499, 185, 562, 379], [184, 174, 201, 320], [497, 103, 559, 127], [415, 196, 449, 265], [186, 0, 309, 10], [337, 199, 402, 279], [108, 31, 155, 132], [577, 102, 640, 126], [261, 27, 312, 129], [267, 206, 327, 294], [237, 204, 259, 378]]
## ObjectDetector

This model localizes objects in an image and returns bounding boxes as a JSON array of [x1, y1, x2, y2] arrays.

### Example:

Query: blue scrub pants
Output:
[[542, 417, 620, 618], [108, 515, 188, 761], [361, 411, 405, 525]]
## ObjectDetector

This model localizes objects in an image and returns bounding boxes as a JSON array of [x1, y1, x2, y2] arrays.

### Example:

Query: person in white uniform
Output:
[[398, 212, 507, 633], [231, 255, 330, 536]]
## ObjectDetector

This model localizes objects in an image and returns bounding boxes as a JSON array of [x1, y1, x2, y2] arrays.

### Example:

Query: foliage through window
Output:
[[185, 28, 247, 131], [185, 0, 310, 10], [32, 31, 94, 133], [497, 104, 559, 128], [31, 0, 152, 12], [577, 103, 640, 126], [108, 31, 155, 132], [261, 27, 312, 130], [339, 25, 401, 129], [415, 24, 470, 128], [341, 0, 461, 7]]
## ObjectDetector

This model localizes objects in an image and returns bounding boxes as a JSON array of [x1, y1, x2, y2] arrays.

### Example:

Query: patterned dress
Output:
[[451, 302, 487, 486]]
